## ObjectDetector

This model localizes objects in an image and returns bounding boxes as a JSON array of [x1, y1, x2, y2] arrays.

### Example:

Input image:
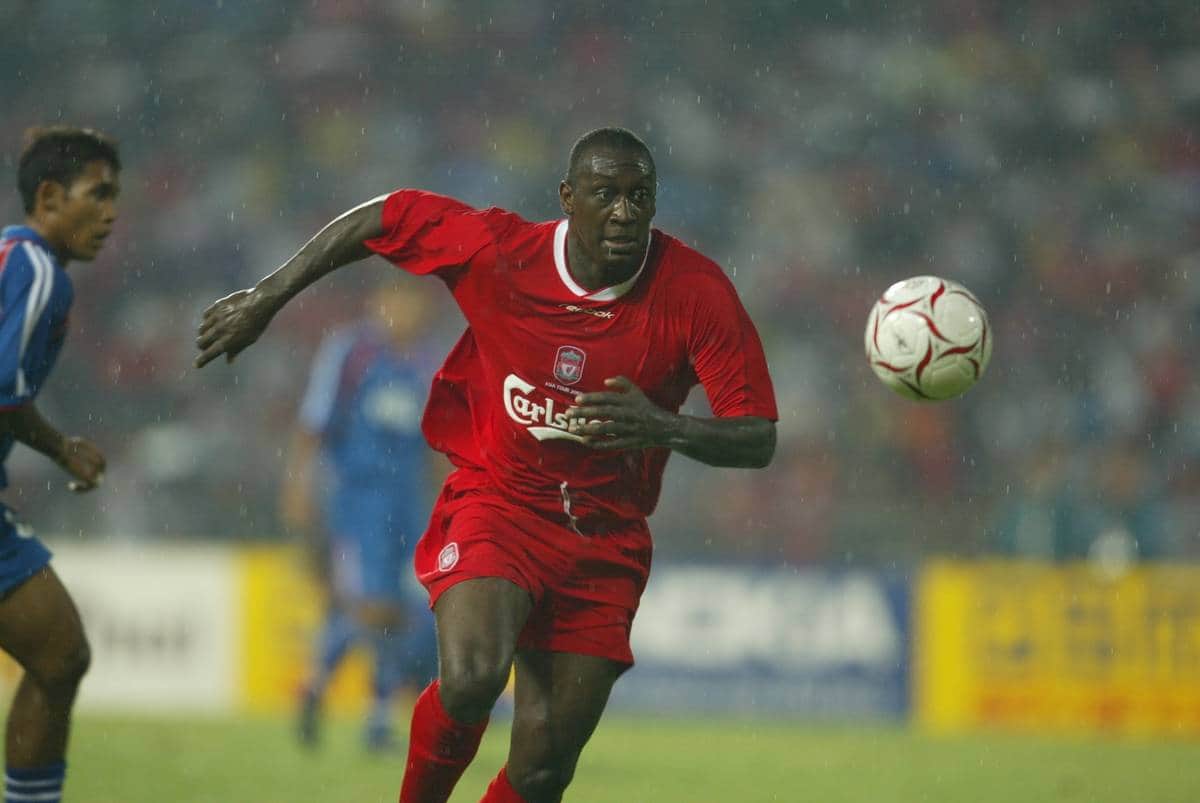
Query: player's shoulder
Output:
[[477, 205, 557, 247], [387, 189, 544, 237], [312, 323, 365, 367], [651, 229, 738, 297], [0, 233, 53, 291]]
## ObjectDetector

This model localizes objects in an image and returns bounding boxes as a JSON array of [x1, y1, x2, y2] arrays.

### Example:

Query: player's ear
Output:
[[34, 180, 66, 216], [559, 179, 574, 216]]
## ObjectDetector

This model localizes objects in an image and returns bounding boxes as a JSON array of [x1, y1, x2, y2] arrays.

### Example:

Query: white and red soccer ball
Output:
[[864, 275, 992, 401]]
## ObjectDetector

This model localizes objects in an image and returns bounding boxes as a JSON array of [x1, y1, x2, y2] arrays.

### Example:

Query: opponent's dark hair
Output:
[[566, 127, 655, 183], [18, 126, 121, 214]]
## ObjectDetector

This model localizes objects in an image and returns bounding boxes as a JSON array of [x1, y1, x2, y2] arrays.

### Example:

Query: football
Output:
[[864, 275, 992, 401]]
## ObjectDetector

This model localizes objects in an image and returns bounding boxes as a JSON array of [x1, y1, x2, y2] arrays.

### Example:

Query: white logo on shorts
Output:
[[438, 542, 460, 572]]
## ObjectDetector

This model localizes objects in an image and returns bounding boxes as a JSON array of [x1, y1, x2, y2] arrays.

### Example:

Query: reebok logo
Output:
[[559, 304, 615, 320]]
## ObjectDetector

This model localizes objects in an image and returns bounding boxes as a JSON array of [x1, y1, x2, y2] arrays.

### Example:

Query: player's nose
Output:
[[610, 196, 635, 222]]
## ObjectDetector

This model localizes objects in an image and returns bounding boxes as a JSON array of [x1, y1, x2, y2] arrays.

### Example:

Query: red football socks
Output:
[[398, 681, 489, 803], [478, 767, 526, 802]]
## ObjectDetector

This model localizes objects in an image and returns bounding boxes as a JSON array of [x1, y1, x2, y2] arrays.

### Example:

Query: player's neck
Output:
[[23, 218, 71, 266], [564, 234, 641, 292]]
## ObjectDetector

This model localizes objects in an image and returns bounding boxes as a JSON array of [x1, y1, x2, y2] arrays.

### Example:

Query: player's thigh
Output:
[[0, 566, 88, 679], [509, 649, 623, 767], [433, 577, 532, 678]]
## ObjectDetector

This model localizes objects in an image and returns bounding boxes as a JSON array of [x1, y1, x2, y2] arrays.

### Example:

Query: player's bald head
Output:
[[565, 127, 656, 185]]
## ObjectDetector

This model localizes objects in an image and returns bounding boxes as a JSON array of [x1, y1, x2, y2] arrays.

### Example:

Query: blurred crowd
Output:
[[0, 0, 1196, 566]]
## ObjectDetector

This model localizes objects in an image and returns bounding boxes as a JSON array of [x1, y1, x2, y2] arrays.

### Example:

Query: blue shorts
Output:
[[0, 504, 52, 597], [326, 493, 423, 604], [328, 530, 415, 604]]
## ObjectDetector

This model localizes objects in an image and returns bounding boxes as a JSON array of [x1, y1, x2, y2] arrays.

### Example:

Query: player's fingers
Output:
[[195, 325, 224, 350], [566, 404, 624, 420], [574, 419, 632, 437], [198, 304, 227, 329], [195, 341, 227, 368], [572, 391, 626, 406], [604, 376, 635, 391]]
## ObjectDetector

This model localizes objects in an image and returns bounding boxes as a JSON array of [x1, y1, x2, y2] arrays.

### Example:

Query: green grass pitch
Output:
[[65, 713, 1198, 802]]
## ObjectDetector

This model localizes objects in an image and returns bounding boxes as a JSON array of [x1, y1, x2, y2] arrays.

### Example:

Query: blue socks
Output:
[[309, 608, 358, 695], [6, 762, 65, 803]]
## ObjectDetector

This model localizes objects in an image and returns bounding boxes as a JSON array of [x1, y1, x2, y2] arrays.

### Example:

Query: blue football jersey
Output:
[[299, 323, 430, 543], [0, 226, 74, 489]]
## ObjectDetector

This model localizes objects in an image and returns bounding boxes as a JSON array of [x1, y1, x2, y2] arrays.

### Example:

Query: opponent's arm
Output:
[[195, 196, 387, 368], [278, 426, 333, 586], [566, 377, 776, 468], [0, 404, 106, 492], [278, 426, 321, 536]]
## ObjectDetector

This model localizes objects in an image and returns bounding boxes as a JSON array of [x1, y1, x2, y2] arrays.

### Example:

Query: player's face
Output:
[[370, 284, 429, 345], [42, 160, 120, 263], [560, 147, 656, 278]]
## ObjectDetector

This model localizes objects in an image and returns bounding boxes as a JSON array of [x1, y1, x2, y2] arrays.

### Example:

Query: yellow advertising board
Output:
[[239, 546, 372, 714], [916, 561, 1200, 735]]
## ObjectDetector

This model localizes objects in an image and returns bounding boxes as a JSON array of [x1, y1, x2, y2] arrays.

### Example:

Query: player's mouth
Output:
[[601, 235, 639, 254]]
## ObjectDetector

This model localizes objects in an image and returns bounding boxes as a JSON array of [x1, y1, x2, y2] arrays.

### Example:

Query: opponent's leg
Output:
[[399, 577, 531, 803], [357, 600, 407, 751], [481, 650, 623, 803], [0, 567, 90, 803], [298, 603, 358, 747]]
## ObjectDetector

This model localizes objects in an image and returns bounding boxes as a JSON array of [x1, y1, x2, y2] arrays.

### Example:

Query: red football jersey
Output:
[[365, 189, 777, 522]]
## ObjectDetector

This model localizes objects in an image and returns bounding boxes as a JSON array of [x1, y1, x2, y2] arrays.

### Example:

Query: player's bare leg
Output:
[[0, 567, 90, 768], [483, 650, 623, 803], [435, 578, 531, 722], [399, 577, 531, 803]]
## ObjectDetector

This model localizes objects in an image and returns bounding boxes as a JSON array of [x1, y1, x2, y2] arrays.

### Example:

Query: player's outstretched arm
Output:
[[566, 376, 776, 468], [194, 196, 388, 368], [0, 404, 106, 492]]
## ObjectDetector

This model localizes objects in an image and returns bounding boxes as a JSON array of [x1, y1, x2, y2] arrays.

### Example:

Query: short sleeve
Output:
[[0, 252, 42, 409], [686, 272, 778, 421], [363, 189, 497, 281], [297, 330, 354, 434]]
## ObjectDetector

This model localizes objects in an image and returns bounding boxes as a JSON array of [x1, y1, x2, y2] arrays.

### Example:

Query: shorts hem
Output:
[[0, 551, 52, 600], [424, 569, 536, 611]]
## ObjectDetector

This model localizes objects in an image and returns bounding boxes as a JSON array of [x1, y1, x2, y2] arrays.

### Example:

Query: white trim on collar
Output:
[[553, 219, 652, 302]]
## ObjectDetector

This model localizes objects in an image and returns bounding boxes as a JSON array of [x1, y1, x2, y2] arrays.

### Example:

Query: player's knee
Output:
[[29, 634, 90, 694], [438, 657, 510, 722], [509, 759, 576, 802]]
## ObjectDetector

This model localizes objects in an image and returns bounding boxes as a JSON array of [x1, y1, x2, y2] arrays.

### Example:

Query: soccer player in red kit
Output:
[[196, 128, 777, 803]]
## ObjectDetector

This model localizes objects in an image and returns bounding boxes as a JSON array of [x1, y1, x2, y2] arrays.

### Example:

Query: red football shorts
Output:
[[414, 471, 653, 667]]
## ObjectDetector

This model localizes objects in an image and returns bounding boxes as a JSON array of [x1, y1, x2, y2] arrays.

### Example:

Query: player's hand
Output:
[[565, 376, 674, 451], [194, 287, 278, 368], [56, 436, 106, 493]]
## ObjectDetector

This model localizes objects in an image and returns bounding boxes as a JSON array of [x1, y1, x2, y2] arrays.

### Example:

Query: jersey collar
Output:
[[553, 220, 651, 302], [1, 225, 53, 253]]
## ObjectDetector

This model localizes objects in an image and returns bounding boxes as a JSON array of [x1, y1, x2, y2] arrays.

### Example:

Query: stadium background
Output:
[[1, 2, 1198, 801]]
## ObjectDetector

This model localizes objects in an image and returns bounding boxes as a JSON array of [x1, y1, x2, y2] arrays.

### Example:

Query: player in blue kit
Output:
[[279, 281, 439, 751], [0, 127, 119, 803]]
